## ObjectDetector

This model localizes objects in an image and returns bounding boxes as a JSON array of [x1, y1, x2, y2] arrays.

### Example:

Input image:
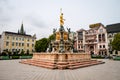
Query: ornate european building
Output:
[[76, 23, 108, 55], [0, 23, 36, 54]]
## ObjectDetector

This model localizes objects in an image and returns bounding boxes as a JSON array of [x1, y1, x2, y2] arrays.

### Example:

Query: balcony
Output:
[[85, 41, 97, 44], [86, 37, 96, 41], [85, 33, 96, 36]]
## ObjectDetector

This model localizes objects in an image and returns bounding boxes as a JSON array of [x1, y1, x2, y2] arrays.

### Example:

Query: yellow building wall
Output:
[[3, 34, 36, 54]]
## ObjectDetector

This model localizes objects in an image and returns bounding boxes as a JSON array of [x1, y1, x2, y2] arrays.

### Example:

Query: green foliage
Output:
[[112, 33, 120, 51], [91, 55, 105, 59], [113, 56, 120, 60], [20, 56, 32, 59], [12, 56, 19, 59], [35, 38, 48, 52], [35, 34, 55, 52], [1, 56, 9, 60], [0, 54, 33, 60], [48, 34, 55, 43]]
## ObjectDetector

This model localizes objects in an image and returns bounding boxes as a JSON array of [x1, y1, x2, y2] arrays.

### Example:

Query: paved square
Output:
[[0, 59, 120, 80]]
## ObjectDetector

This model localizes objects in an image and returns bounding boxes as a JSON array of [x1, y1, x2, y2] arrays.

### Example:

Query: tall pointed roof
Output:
[[19, 22, 25, 34]]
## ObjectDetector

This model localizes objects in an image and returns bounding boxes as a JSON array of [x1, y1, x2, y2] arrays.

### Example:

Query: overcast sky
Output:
[[0, 0, 120, 39]]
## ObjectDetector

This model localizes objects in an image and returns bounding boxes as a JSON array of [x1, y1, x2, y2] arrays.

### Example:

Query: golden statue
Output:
[[60, 8, 65, 26]]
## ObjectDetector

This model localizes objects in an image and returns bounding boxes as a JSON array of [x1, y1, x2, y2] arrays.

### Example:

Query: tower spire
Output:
[[20, 22, 25, 34]]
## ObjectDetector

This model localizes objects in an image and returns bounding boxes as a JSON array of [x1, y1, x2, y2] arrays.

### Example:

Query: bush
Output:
[[113, 56, 120, 61], [20, 53, 33, 56], [91, 55, 105, 59], [12, 56, 19, 59], [12, 53, 20, 56], [0, 56, 9, 60], [20, 56, 32, 59]]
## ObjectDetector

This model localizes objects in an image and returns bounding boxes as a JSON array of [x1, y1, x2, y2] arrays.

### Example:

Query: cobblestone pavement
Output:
[[0, 59, 120, 80]]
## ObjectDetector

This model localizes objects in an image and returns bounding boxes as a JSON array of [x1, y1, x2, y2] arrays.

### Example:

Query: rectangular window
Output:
[[78, 46, 80, 49], [6, 42, 9, 46], [27, 43, 29, 47], [19, 38, 21, 40], [16, 42, 18, 46], [22, 43, 24, 46], [27, 38, 29, 41], [81, 46, 83, 48], [7, 36, 9, 39], [32, 49, 34, 52], [12, 42, 14, 46], [12, 49, 14, 52], [13, 37, 15, 40], [32, 44, 34, 47], [32, 39, 34, 42], [19, 43, 21, 46], [22, 38, 24, 41], [100, 45, 102, 48], [16, 37, 18, 40]]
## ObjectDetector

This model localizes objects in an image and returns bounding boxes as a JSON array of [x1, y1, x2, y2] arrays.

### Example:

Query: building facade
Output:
[[106, 23, 120, 55], [76, 29, 85, 52], [0, 24, 36, 54], [0, 31, 36, 54], [76, 23, 108, 55]]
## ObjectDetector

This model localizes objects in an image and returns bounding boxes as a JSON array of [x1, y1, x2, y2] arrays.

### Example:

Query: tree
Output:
[[35, 38, 48, 52], [112, 33, 120, 51], [48, 34, 55, 43]]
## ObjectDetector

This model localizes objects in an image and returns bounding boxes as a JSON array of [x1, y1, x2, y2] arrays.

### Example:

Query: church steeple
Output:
[[18, 22, 25, 35]]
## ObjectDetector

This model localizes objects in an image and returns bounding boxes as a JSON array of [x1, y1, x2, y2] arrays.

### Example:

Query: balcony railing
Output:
[[85, 33, 96, 36], [85, 41, 97, 44]]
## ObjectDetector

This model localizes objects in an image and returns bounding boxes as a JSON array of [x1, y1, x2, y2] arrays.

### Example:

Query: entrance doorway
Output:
[[90, 46, 94, 54]]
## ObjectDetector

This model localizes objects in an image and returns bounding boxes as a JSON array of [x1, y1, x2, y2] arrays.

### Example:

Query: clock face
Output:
[[99, 29, 103, 33]]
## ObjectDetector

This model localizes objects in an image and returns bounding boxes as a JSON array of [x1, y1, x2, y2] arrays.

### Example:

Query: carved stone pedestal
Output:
[[20, 52, 104, 69]]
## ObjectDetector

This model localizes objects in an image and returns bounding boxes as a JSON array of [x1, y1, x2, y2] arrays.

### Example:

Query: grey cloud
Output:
[[25, 15, 47, 28], [0, 0, 14, 23]]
